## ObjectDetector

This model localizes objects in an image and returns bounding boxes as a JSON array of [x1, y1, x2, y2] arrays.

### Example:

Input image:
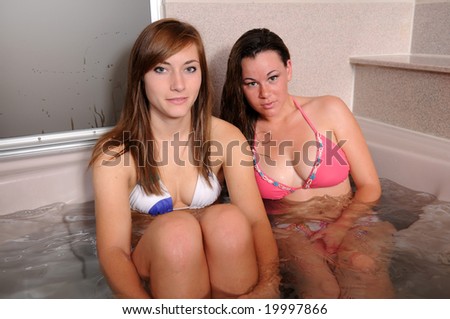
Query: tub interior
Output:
[[1, 117, 450, 298]]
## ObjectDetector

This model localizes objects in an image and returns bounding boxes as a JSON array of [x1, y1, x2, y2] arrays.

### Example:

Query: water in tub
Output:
[[0, 202, 112, 298], [0, 178, 449, 298]]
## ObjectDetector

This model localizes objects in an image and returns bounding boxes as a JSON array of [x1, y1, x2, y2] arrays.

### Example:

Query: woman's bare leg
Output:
[[132, 211, 210, 298], [274, 228, 340, 298], [199, 204, 258, 298], [335, 221, 396, 298]]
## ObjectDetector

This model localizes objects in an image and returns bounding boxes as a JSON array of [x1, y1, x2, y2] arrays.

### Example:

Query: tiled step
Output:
[[350, 54, 450, 140], [350, 54, 450, 74]]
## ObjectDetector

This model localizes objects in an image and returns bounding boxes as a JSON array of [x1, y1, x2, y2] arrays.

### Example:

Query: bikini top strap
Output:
[[292, 97, 318, 134]]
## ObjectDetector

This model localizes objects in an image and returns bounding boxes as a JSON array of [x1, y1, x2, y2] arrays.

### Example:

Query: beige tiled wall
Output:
[[353, 64, 450, 139], [411, 2, 450, 55], [162, 1, 450, 140], [163, 1, 413, 113]]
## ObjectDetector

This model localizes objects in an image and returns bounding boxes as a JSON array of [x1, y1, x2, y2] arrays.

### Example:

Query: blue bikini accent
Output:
[[129, 172, 222, 216]]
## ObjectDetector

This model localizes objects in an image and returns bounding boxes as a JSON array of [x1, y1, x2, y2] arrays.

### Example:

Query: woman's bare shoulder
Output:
[[300, 95, 352, 122], [92, 142, 137, 184], [299, 94, 346, 110], [93, 141, 126, 165], [210, 116, 246, 141]]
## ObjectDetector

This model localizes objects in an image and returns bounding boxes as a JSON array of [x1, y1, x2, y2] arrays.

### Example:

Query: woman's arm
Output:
[[310, 97, 381, 253], [214, 118, 280, 298], [329, 95, 381, 210], [92, 151, 150, 298]]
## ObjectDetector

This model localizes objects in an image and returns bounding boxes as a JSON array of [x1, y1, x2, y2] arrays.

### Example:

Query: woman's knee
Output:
[[200, 204, 253, 251], [338, 225, 394, 273], [337, 250, 378, 273], [135, 212, 204, 270]]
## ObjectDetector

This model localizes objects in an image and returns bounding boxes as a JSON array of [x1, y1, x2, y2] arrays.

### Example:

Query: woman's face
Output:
[[143, 44, 202, 120], [241, 50, 292, 118]]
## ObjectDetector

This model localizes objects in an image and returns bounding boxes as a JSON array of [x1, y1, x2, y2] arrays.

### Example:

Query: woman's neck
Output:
[[150, 114, 192, 141], [258, 95, 296, 126]]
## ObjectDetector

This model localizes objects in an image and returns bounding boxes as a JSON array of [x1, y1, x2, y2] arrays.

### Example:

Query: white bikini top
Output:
[[129, 172, 222, 215]]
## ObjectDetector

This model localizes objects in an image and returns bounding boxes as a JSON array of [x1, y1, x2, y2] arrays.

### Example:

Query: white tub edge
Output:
[[357, 116, 450, 202], [0, 147, 95, 216]]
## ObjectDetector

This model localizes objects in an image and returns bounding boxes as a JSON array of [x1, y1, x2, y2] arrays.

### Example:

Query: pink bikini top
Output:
[[252, 99, 350, 200]]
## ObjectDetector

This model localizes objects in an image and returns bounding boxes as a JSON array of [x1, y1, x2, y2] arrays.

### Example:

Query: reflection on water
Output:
[[0, 202, 112, 298], [0, 178, 449, 298], [380, 181, 450, 298]]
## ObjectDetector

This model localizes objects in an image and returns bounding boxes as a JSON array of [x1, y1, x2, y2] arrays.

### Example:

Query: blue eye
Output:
[[268, 75, 279, 82], [154, 66, 165, 73]]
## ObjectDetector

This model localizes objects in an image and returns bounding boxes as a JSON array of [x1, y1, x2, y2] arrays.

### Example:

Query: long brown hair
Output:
[[220, 28, 291, 145], [90, 18, 213, 194]]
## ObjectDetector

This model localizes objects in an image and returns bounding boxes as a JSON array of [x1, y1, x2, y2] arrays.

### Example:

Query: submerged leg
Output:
[[274, 227, 340, 299], [335, 221, 396, 298], [132, 211, 210, 298]]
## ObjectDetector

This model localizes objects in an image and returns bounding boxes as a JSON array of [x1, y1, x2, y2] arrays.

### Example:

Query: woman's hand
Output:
[[310, 201, 375, 255], [310, 222, 349, 254]]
